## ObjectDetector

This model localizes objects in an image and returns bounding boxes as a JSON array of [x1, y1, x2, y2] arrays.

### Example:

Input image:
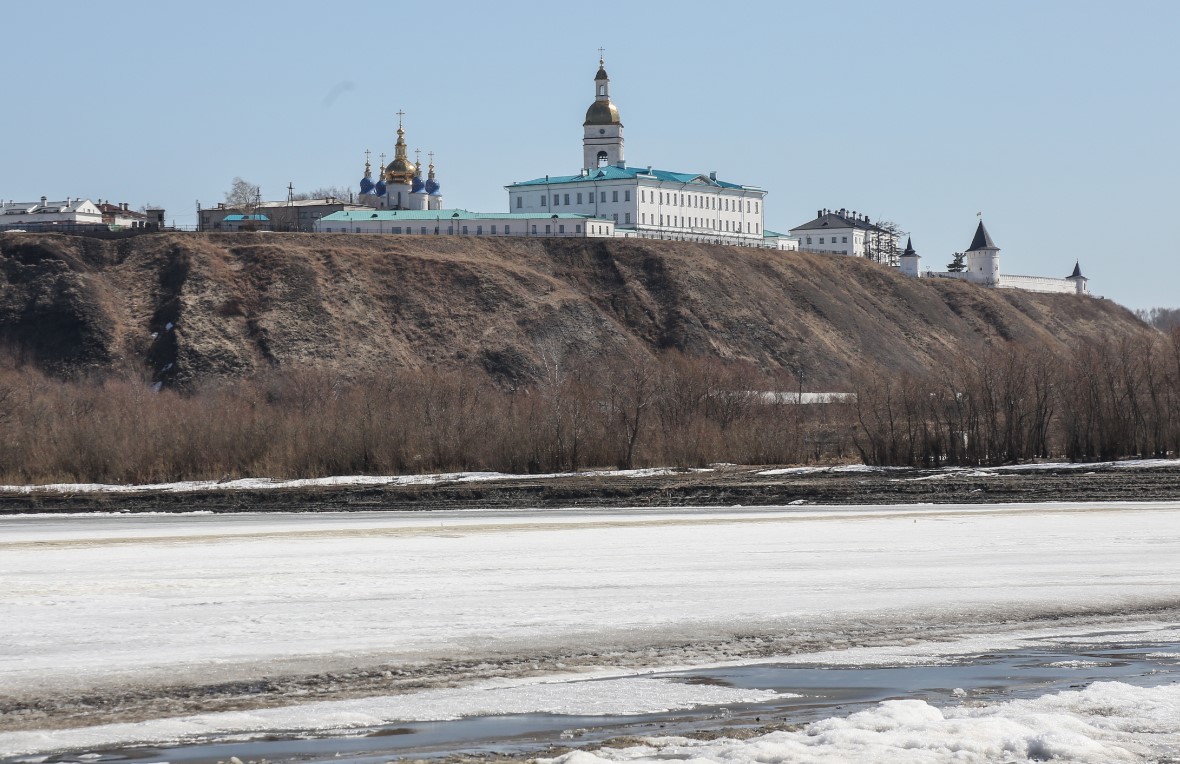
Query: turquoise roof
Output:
[[320, 208, 607, 223], [763, 229, 790, 238], [224, 214, 269, 221], [506, 165, 760, 191]]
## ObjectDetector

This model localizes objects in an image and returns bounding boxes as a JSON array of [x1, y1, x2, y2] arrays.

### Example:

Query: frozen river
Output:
[[2, 502, 1179, 760]]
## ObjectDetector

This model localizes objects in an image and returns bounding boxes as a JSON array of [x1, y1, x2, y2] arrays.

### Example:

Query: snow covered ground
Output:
[[2, 501, 1180, 757], [0, 467, 692, 495]]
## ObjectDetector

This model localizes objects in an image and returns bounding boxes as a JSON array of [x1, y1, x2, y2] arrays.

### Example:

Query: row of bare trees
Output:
[[0, 352, 854, 485], [851, 328, 1180, 466], [1, 329, 1176, 485]]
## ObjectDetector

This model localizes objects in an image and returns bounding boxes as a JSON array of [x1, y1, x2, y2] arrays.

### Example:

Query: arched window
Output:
[[597, 151, 608, 167], [598, 85, 605, 96]]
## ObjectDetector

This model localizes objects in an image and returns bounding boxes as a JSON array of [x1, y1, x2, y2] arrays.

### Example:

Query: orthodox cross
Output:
[[396, 109, 406, 127], [415, 148, 421, 168], [379, 152, 386, 169], [598, 47, 605, 63], [364, 148, 371, 164], [428, 150, 435, 167]]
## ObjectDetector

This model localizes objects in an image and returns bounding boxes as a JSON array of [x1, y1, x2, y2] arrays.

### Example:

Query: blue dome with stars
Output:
[[374, 179, 387, 197], [360, 176, 374, 194]]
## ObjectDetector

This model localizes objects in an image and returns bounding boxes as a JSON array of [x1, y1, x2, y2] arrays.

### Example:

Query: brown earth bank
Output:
[[0, 231, 1152, 388], [3, 462, 1178, 515]]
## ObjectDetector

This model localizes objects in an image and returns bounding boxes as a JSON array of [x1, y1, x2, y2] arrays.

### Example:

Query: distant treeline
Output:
[[853, 327, 1180, 466], [0, 330, 1178, 485], [1136, 307, 1180, 331]]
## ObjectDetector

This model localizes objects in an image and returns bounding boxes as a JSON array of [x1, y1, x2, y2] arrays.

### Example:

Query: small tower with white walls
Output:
[[899, 237, 921, 277], [583, 51, 625, 170], [1066, 261, 1089, 295], [965, 220, 1000, 286]]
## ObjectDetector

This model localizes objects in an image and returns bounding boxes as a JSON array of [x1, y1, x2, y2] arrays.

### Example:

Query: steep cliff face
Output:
[[0, 232, 1148, 388]]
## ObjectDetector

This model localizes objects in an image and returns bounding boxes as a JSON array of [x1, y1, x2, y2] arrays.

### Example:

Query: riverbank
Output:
[[3, 459, 1179, 514]]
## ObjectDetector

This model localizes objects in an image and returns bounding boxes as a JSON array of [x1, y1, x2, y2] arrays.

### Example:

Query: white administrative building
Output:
[[506, 57, 776, 248]]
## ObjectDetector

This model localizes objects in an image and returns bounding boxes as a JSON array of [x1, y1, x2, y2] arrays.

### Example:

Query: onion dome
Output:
[[384, 124, 417, 184], [425, 158, 440, 195], [359, 157, 374, 194], [411, 172, 425, 193], [374, 179, 387, 197], [585, 100, 621, 125]]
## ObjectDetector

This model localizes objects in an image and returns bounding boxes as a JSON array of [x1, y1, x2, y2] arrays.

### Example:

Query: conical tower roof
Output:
[[902, 237, 917, 257], [1068, 261, 1086, 279], [968, 220, 997, 251]]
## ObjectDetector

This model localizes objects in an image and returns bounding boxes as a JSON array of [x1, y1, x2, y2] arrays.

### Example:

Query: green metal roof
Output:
[[506, 165, 761, 191], [320, 209, 608, 223]]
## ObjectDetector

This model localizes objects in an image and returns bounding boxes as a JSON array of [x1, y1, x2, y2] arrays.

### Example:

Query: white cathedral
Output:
[[356, 113, 444, 212]]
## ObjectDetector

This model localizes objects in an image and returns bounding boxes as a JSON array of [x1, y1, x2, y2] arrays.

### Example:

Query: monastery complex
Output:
[[315, 56, 1089, 297], [0, 55, 1090, 297]]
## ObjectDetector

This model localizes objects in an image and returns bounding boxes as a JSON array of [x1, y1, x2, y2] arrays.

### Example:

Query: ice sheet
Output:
[[0, 675, 785, 756], [541, 681, 1180, 764], [3, 502, 1179, 698]]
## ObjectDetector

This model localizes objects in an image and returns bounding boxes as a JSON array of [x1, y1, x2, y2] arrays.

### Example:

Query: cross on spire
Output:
[[364, 148, 371, 164], [598, 46, 605, 64], [396, 109, 406, 127], [428, 150, 435, 166], [415, 148, 421, 168]]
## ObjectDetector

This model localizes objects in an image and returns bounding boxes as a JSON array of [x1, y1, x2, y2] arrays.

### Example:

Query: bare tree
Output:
[[291, 186, 353, 203], [224, 178, 261, 214], [864, 219, 906, 266]]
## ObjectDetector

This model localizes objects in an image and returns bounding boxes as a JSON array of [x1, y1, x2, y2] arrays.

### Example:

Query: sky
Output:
[[1, 0, 1176, 310]]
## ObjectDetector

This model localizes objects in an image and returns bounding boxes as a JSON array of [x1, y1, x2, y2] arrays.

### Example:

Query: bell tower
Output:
[[583, 51, 625, 171]]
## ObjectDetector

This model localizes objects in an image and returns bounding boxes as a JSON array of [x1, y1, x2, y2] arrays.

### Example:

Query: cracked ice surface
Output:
[[2, 502, 1180, 754]]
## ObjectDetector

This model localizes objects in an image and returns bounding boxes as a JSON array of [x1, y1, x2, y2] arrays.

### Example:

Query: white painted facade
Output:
[[789, 208, 898, 259], [315, 209, 616, 238], [0, 198, 102, 227]]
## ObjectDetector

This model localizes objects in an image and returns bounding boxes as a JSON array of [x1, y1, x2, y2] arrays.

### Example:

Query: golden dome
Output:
[[584, 100, 620, 126], [385, 157, 416, 183], [384, 125, 417, 183]]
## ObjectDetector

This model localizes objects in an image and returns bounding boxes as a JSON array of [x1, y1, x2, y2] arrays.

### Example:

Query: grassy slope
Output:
[[0, 232, 1148, 388]]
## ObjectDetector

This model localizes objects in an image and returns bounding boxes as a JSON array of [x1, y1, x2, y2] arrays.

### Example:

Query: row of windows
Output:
[[519, 189, 635, 208], [804, 236, 850, 245], [320, 223, 614, 236], [639, 189, 759, 214], [514, 189, 760, 216], [640, 213, 760, 234]]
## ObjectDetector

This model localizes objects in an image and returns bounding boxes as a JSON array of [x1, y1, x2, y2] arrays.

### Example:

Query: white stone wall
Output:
[[999, 274, 1082, 294], [316, 215, 616, 238]]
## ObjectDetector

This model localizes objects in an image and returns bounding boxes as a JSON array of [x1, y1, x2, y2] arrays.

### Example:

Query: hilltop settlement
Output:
[[2, 57, 1089, 297]]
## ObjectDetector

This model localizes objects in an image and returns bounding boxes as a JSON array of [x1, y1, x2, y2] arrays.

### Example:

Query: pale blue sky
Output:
[[2, 0, 1176, 310]]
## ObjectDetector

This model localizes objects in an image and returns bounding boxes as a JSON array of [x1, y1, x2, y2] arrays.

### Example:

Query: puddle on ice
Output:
[[19, 640, 1180, 764]]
